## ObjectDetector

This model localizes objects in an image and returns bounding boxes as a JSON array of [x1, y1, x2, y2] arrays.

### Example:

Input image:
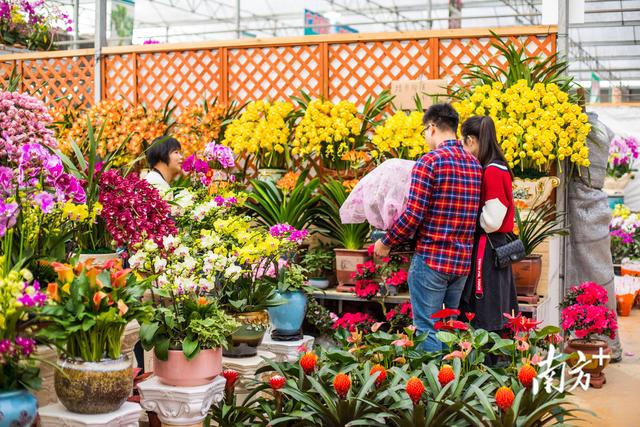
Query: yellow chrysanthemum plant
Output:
[[291, 90, 394, 173], [451, 31, 590, 178], [221, 99, 296, 170], [370, 110, 428, 161]]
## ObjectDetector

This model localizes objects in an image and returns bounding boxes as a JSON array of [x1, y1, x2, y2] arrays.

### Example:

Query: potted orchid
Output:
[[38, 258, 152, 414], [561, 281, 618, 389], [604, 135, 639, 196]]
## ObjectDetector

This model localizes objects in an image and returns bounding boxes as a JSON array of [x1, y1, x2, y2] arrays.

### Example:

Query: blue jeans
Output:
[[408, 254, 467, 352]]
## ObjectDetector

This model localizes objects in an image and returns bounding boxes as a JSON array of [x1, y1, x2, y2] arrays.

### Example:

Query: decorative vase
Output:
[[223, 311, 269, 358], [257, 168, 287, 183], [512, 176, 560, 214], [268, 291, 308, 338], [564, 339, 611, 389], [54, 355, 132, 414], [0, 390, 37, 427], [308, 278, 330, 289], [78, 252, 118, 266], [153, 348, 222, 387], [603, 173, 633, 196], [512, 255, 542, 296], [616, 293, 634, 317], [334, 248, 369, 289]]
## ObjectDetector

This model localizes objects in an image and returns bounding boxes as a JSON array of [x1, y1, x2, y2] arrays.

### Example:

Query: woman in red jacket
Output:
[[459, 116, 519, 333]]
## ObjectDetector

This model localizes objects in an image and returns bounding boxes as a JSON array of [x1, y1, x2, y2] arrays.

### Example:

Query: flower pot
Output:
[[54, 355, 132, 414], [153, 348, 222, 387], [512, 255, 542, 296], [604, 173, 633, 196], [78, 252, 118, 266], [268, 291, 308, 336], [334, 248, 369, 287], [308, 278, 330, 289], [0, 390, 37, 427], [512, 176, 559, 214], [564, 339, 611, 389], [224, 311, 269, 358], [616, 293, 635, 317], [387, 285, 399, 296], [257, 168, 287, 183]]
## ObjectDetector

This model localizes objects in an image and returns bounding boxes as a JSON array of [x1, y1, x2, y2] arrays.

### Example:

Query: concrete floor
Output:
[[571, 308, 640, 426]]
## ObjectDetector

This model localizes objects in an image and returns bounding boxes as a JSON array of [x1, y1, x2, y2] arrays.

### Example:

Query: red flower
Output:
[[495, 386, 515, 412], [405, 377, 425, 405], [431, 308, 460, 319], [465, 312, 475, 323], [300, 352, 318, 374], [223, 369, 239, 391], [518, 364, 537, 388], [370, 364, 387, 387], [438, 365, 455, 386], [333, 373, 351, 399], [386, 270, 408, 286], [434, 320, 469, 331], [332, 312, 376, 332], [367, 244, 375, 257], [503, 312, 541, 334], [269, 374, 286, 390], [355, 279, 379, 299]]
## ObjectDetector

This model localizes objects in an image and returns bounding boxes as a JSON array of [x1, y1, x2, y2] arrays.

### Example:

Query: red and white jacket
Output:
[[479, 163, 514, 234]]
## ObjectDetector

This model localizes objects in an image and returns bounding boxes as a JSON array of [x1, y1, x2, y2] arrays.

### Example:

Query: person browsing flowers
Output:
[[374, 103, 482, 352]]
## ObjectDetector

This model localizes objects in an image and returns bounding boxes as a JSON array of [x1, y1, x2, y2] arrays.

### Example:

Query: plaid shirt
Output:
[[382, 140, 482, 276]]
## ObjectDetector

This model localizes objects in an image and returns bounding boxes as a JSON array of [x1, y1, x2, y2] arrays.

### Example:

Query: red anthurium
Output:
[[465, 312, 475, 322], [434, 320, 469, 331], [431, 308, 461, 319]]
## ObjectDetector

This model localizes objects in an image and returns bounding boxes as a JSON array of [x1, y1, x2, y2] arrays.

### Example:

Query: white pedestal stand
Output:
[[258, 334, 315, 362], [38, 402, 142, 427], [222, 350, 275, 401]]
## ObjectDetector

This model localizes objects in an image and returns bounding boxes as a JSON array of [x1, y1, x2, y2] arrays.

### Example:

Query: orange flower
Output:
[[370, 364, 387, 387], [405, 377, 425, 405], [86, 268, 102, 289], [518, 364, 537, 388], [92, 291, 108, 308], [103, 258, 122, 270], [342, 178, 360, 193], [276, 171, 300, 192], [269, 374, 286, 390], [299, 352, 318, 375], [47, 283, 60, 302], [197, 296, 208, 306], [110, 269, 131, 288], [117, 299, 129, 316], [333, 373, 351, 399], [495, 386, 515, 412], [438, 365, 455, 387], [51, 262, 74, 284]]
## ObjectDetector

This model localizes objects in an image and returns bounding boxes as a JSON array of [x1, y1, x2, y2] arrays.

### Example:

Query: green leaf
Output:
[[182, 336, 199, 360], [154, 337, 170, 361]]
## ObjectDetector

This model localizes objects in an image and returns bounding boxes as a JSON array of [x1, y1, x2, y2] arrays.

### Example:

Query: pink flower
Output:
[[459, 341, 472, 352], [392, 334, 414, 348], [372, 322, 384, 332], [443, 350, 467, 361]]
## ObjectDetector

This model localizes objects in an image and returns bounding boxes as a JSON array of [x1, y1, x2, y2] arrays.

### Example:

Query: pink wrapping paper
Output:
[[339, 159, 415, 230]]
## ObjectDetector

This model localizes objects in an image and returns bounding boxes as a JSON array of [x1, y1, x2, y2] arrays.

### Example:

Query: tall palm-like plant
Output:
[[514, 203, 569, 256], [316, 180, 370, 250]]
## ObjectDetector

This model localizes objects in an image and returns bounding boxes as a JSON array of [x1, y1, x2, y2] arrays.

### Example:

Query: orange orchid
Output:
[[117, 299, 129, 316], [47, 283, 60, 302], [51, 262, 74, 284], [92, 291, 108, 308], [111, 269, 131, 288]]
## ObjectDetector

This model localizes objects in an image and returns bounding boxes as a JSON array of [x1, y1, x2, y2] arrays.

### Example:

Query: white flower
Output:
[[153, 256, 167, 272], [182, 255, 197, 271], [156, 274, 169, 288], [163, 235, 178, 249], [143, 240, 158, 252], [128, 251, 146, 269], [225, 264, 242, 280], [174, 245, 190, 258], [200, 234, 215, 249]]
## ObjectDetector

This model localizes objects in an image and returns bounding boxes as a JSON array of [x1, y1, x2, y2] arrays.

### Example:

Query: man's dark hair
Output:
[[422, 103, 459, 133], [147, 136, 181, 168]]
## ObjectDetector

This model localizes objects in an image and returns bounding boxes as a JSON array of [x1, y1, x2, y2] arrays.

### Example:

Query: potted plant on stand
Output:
[[512, 202, 569, 296], [316, 179, 370, 292], [302, 247, 335, 289], [39, 258, 152, 414], [604, 135, 639, 207], [560, 281, 618, 389], [0, 263, 47, 427]]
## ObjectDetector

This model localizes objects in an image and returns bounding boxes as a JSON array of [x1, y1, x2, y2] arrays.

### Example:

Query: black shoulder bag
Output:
[[485, 234, 526, 269]]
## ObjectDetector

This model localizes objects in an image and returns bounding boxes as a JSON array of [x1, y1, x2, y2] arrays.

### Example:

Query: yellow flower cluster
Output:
[[292, 99, 362, 162], [209, 216, 282, 264], [52, 100, 168, 166], [222, 100, 293, 166], [62, 201, 102, 222], [371, 111, 427, 160], [174, 104, 226, 156], [453, 80, 591, 171], [612, 204, 631, 220]]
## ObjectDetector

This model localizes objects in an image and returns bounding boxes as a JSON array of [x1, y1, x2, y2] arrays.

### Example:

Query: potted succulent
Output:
[[268, 262, 316, 340], [0, 264, 46, 427], [302, 247, 335, 289], [512, 202, 569, 296], [315, 179, 370, 290], [560, 282, 618, 389], [39, 258, 152, 414]]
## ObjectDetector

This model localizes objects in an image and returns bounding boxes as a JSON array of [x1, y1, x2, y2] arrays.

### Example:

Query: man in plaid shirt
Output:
[[374, 103, 482, 352]]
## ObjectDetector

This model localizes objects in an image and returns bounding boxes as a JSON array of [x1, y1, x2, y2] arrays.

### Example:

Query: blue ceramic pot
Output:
[[268, 291, 308, 335], [0, 390, 37, 427]]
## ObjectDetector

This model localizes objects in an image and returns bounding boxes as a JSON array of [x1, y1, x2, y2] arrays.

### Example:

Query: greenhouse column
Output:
[[94, 0, 107, 103]]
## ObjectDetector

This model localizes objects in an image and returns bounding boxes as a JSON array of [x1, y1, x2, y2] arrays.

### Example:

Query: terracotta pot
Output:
[[564, 339, 611, 389], [224, 311, 269, 358], [55, 355, 132, 414], [512, 255, 542, 296], [153, 348, 222, 386], [616, 294, 635, 317], [334, 248, 369, 286]]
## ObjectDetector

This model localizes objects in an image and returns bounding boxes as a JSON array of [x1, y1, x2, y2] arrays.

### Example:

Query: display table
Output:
[[137, 376, 225, 427], [258, 334, 314, 362], [223, 350, 275, 401], [38, 402, 141, 427]]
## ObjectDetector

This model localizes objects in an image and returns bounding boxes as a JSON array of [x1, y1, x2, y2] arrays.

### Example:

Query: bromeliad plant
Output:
[[39, 258, 152, 362]]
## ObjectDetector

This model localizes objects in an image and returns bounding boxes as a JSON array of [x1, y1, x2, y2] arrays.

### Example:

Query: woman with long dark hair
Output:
[[458, 116, 518, 334]]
